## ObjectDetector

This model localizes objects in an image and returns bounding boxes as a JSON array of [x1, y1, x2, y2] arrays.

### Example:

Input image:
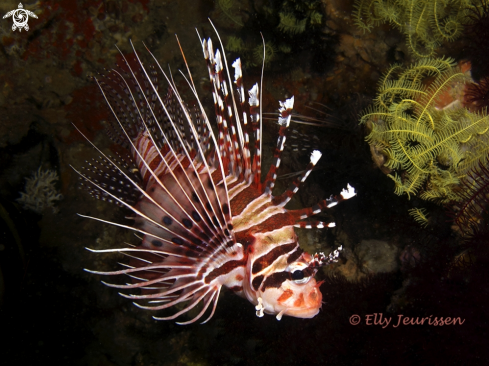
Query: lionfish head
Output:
[[248, 238, 343, 320], [255, 253, 322, 320]]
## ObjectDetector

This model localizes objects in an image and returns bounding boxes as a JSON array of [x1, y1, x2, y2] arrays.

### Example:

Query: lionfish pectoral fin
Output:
[[152, 285, 219, 324]]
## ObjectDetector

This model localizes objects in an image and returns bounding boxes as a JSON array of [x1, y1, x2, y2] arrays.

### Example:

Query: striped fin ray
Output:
[[202, 39, 240, 178], [73, 125, 207, 249], [201, 34, 257, 187], [138, 43, 234, 236], [75, 161, 221, 260], [76, 36, 249, 323], [121, 44, 233, 242], [232, 58, 253, 183], [248, 83, 262, 187], [198, 22, 268, 199], [263, 97, 294, 195], [98, 58, 207, 157], [214, 48, 239, 175], [287, 184, 357, 221], [272, 149, 322, 207], [78, 134, 226, 324], [95, 66, 229, 249]]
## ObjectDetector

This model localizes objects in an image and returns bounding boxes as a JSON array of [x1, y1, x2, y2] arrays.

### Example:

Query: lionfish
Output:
[[74, 24, 356, 325]]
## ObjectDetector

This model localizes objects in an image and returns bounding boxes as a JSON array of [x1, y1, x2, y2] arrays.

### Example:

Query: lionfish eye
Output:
[[292, 270, 305, 280]]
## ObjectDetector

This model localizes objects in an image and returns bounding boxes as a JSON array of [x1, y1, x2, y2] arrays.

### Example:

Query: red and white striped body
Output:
[[76, 24, 355, 324]]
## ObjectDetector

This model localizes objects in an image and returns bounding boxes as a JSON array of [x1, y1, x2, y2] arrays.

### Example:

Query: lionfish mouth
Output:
[[74, 19, 355, 324]]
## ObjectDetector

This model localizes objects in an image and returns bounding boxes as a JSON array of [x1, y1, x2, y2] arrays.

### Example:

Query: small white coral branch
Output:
[[17, 168, 63, 214]]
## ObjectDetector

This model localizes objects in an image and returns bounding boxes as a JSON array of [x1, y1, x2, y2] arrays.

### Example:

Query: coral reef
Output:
[[360, 57, 489, 203], [353, 0, 481, 58], [216, 0, 245, 27], [276, 3, 323, 35], [16, 168, 63, 214], [336, 239, 399, 281], [214, 0, 334, 71]]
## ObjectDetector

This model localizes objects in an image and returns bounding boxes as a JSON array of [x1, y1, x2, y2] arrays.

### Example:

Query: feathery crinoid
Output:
[[217, 0, 244, 27], [464, 77, 489, 112], [276, 1, 323, 35], [408, 207, 430, 227], [360, 57, 489, 203], [452, 156, 489, 235], [352, 0, 386, 33], [353, 0, 475, 58], [277, 12, 308, 35]]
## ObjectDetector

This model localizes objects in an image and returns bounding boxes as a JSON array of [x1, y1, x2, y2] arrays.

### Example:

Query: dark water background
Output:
[[1, 0, 488, 365]]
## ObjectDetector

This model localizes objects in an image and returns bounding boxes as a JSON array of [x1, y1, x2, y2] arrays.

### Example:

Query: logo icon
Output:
[[3, 3, 38, 32]]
